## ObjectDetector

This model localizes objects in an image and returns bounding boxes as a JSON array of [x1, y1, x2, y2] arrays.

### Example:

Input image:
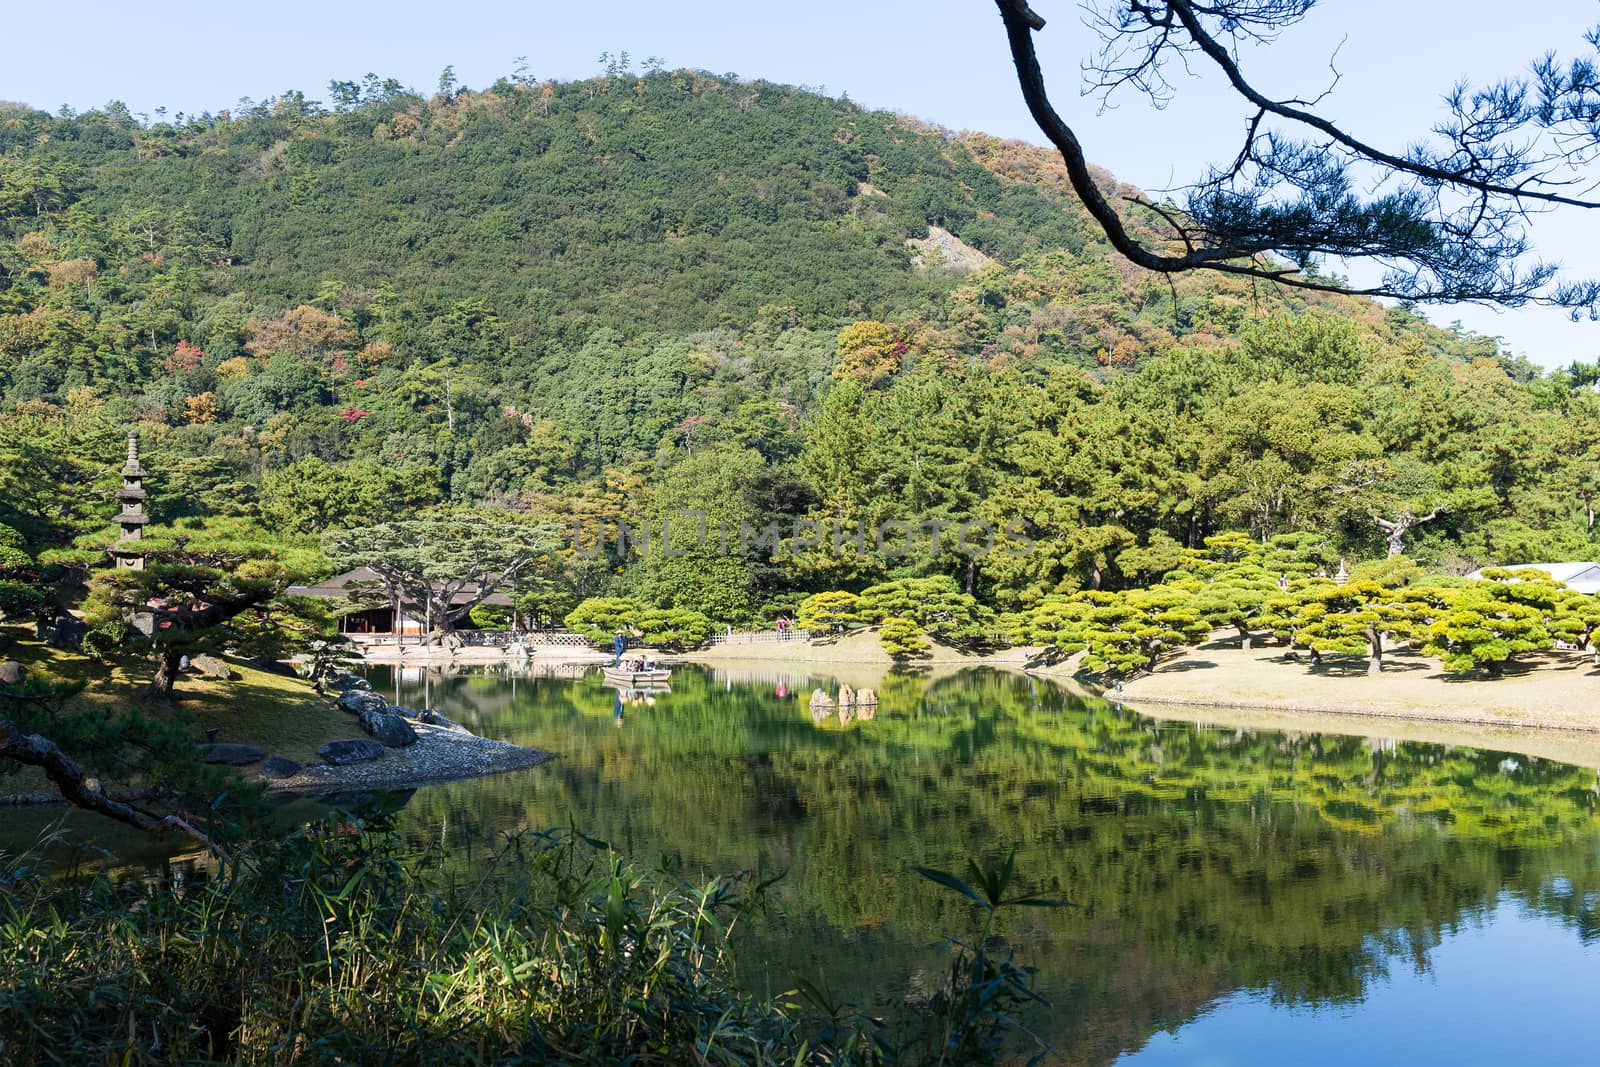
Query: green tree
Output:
[[1172, 532, 1324, 650], [993, 0, 1600, 312], [564, 596, 641, 644], [856, 575, 994, 643], [878, 615, 930, 659], [1291, 579, 1422, 676], [796, 590, 863, 634], [1073, 585, 1210, 677], [1001, 595, 1090, 659], [635, 607, 713, 650], [326, 511, 559, 644], [1414, 569, 1600, 676], [260, 456, 440, 536], [636, 447, 774, 623], [0, 521, 49, 621], [85, 517, 320, 699]]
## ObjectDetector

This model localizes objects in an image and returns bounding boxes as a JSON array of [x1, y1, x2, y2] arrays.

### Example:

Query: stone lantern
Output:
[[108, 431, 149, 571]]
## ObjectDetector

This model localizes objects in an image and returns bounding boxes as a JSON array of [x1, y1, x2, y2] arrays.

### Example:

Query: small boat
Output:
[[603, 666, 672, 686]]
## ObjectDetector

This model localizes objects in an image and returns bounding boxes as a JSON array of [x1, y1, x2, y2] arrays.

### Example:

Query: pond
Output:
[[13, 663, 1600, 1064]]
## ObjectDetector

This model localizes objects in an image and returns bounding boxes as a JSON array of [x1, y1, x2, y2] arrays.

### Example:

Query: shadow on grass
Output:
[[1306, 655, 1431, 678], [1438, 657, 1553, 682], [1157, 660, 1219, 674]]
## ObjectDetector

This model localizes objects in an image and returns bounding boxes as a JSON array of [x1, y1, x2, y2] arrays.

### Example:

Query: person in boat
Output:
[[613, 631, 626, 666]]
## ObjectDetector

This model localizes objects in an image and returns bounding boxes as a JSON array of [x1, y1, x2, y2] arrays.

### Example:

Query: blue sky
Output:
[[6, 1, 1597, 366]]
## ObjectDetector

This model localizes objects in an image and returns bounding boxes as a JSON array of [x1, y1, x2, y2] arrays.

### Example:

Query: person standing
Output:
[[613, 631, 626, 666]]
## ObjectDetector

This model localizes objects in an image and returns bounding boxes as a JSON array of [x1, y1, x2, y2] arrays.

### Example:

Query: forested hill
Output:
[[0, 66, 1424, 374], [4, 69, 1122, 341], [3, 66, 1589, 623]]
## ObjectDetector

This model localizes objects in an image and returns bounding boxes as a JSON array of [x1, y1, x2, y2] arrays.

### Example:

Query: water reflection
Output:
[[362, 664, 1600, 1064], [6, 664, 1599, 1063]]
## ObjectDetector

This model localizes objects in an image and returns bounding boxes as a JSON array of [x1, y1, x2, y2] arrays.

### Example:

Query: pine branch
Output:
[[0, 718, 231, 863]]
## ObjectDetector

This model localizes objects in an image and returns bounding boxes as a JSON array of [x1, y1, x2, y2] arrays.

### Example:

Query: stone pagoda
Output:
[[109, 430, 149, 571]]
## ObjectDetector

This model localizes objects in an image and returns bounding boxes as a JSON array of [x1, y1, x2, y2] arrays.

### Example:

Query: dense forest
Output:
[[1, 61, 1594, 638]]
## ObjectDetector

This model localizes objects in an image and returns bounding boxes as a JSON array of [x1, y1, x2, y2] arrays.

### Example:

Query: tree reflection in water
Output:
[[371, 665, 1600, 1064]]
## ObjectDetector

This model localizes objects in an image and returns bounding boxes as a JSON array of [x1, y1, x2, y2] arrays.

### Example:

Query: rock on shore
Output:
[[266, 674, 552, 793], [270, 723, 552, 792]]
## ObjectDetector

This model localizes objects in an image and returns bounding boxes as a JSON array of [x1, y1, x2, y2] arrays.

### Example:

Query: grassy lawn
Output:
[[3, 627, 354, 772]]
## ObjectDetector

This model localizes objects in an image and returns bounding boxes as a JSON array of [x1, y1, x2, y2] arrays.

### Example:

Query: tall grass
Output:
[[0, 819, 1054, 1065]]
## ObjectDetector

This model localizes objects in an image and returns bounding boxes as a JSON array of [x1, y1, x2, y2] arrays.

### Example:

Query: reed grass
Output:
[[0, 819, 1053, 1065]]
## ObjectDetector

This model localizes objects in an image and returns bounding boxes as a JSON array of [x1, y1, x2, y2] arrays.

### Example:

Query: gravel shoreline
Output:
[[264, 723, 554, 794]]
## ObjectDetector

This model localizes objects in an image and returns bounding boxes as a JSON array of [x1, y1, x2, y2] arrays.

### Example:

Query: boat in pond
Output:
[[603, 666, 672, 686]]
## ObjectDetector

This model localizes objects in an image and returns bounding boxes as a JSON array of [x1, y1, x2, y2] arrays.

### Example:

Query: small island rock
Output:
[[418, 708, 471, 734], [358, 707, 419, 748], [325, 671, 371, 693], [336, 689, 389, 716]]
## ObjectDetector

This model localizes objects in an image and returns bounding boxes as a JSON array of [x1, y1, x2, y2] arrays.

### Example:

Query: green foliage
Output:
[[796, 590, 863, 633], [85, 516, 322, 697], [565, 597, 641, 644], [466, 602, 511, 629], [1166, 532, 1329, 647], [639, 553, 756, 624], [1007, 584, 1209, 677], [905, 853, 1065, 1065], [1291, 579, 1423, 674], [878, 616, 930, 659], [0, 823, 792, 1064], [0, 816, 1070, 1066], [635, 607, 714, 650], [1001, 596, 1090, 655], [857, 576, 993, 643], [325, 510, 560, 639], [260, 456, 440, 536], [0, 579, 48, 620], [1413, 569, 1600, 675], [1073, 586, 1211, 678]]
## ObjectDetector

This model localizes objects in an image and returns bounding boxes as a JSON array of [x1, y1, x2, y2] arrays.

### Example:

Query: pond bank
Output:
[[679, 628, 1017, 668], [1037, 641, 1600, 745]]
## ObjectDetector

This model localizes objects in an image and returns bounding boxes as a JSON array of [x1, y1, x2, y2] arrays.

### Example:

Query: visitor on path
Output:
[[776, 616, 789, 640]]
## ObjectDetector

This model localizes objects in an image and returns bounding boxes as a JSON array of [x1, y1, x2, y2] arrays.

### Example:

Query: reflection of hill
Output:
[[373, 666, 1600, 1064], [21, 666, 1596, 1064]]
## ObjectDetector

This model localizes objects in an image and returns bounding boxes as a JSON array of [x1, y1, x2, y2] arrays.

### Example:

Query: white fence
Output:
[[702, 629, 813, 648], [350, 631, 596, 649]]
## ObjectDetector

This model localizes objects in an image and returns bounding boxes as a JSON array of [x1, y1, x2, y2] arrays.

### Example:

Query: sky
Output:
[[4, 0, 1598, 367]]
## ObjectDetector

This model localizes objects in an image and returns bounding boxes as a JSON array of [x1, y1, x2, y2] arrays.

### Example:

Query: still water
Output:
[[360, 663, 1600, 1066], [11, 663, 1600, 1064]]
